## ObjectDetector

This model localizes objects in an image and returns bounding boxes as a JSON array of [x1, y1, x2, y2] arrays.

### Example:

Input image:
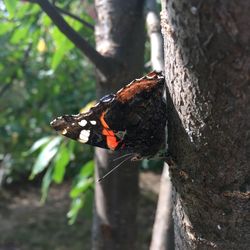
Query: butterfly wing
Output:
[[50, 94, 124, 150], [50, 71, 166, 157]]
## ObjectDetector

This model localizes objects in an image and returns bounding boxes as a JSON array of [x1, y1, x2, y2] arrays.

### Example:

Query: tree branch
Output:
[[145, 0, 164, 72], [54, 5, 94, 30], [33, 0, 112, 76]]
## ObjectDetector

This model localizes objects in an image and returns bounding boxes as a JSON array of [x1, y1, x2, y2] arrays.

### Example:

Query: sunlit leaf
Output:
[[70, 178, 93, 198], [50, 17, 82, 70], [67, 197, 84, 225], [51, 47, 66, 70], [24, 136, 52, 155], [3, 0, 17, 18], [68, 160, 94, 198], [51, 27, 71, 70], [52, 143, 71, 183], [10, 26, 29, 44], [29, 137, 62, 179], [0, 23, 15, 35], [68, 17, 82, 31], [41, 14, 52, 27], [41, 166, 53, 203], [15, 1, 39, 19]]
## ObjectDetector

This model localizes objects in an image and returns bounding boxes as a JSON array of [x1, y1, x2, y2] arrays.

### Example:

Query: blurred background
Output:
[[0, 1, 163, 249]]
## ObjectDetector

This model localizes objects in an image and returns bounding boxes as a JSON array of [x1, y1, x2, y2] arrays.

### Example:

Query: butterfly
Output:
[[50, 71, 167, 161]]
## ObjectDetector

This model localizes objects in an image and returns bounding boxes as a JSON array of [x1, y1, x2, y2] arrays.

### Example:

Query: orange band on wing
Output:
[[100, 112, 119, 150]]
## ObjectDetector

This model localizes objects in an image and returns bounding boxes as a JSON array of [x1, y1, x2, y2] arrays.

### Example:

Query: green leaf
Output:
[[51, 25, 75, 70], [79, 160, 94, 177], [41, 167, 53, 203], [29, 137, 61, 179], [70, 178, 93, 198], [0, 23, 15, 35], [41, 13, 52, 27], [10, 26, 29, 44], [4, 0, 17, 18], [69, 160, 94, 198], [67, 17, 82, 31], [67, 190, 93, 224], [67, 197, 84, 225], [52, 143, 71, 184], [24, 136, 52, 155], [81, 190, 93, 217], [51, 47, 65, 70]]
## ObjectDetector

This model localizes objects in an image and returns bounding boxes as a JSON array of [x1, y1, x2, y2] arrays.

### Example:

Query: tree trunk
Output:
[[150, 166, 175, 250], [144, 1, 174, 249], [92, 1, 145, 250], [161, 0, 250, 249]]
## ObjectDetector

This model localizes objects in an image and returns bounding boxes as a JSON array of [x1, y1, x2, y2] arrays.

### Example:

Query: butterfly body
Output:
[[51, 71, 167, 159]]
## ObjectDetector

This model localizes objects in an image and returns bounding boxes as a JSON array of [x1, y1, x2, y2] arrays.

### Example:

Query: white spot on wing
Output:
[[62, 129, 67, 135], [78, 130, 90, 143], [50, 119, 56, 125], [78, 120, 87, 127], [90, 120, 97, 125], [100, 94, 115, 103]]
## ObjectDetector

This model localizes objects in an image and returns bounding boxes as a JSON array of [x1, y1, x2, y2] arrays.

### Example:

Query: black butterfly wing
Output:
[[50, 95, 122, 150]]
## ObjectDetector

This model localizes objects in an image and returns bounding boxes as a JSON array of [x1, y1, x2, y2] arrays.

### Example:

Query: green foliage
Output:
[[30, 137, 62, 179], [3, 0, 17, 18], [53, 141, 74, 183], [1, 0, 95, 222], [1, 0, 95, 177], [68, 160, 94, 224]]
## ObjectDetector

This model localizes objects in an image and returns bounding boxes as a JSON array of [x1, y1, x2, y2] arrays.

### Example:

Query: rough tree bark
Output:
[[93, 1, 145, 250], [161, 0, 250, 249]]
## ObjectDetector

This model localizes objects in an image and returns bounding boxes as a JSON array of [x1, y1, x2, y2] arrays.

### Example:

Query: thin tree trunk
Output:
[[150, 166, 175, 250], [92, 1, 145, 250], [161, 0, 250, 249], [34, 0, 145, 249], [145, 1, 174, 249]]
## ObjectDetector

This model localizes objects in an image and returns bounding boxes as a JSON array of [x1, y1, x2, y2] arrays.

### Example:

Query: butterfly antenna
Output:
[[113, 153, 134, 162], [97, 155, 134, 182]]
